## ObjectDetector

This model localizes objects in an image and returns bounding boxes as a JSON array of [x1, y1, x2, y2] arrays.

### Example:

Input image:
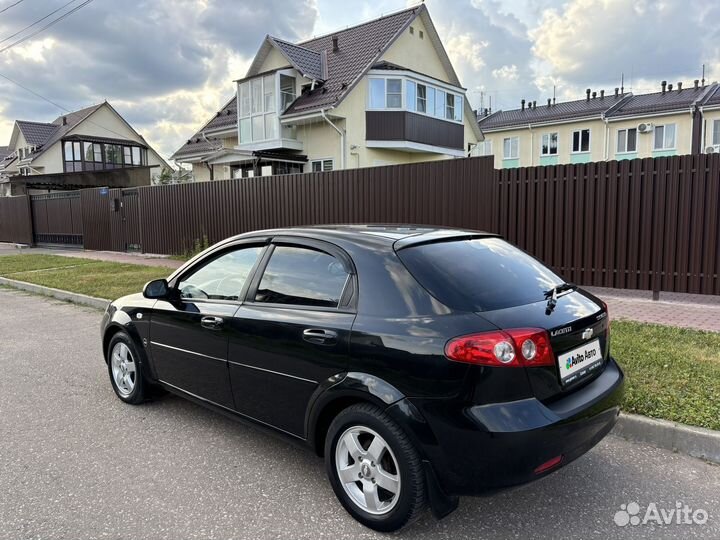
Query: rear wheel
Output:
[[107, 333, 146, 404], [325, 403, 426, 531]]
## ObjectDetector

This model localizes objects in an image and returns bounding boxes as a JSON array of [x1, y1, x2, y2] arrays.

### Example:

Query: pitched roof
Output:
[[701, 84, 720, 107], [268, 37, 325, 81], [20, 103, 104, 162], [16, 121, 59, 146], [170, 95, 236, 159], [607, 84, 714, 118], [281, 6, 419, 116], [0, 146, 11, 160], [479, 93, 629, 130]]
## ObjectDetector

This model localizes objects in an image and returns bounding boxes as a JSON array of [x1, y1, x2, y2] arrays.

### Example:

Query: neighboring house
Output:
[[0, 101, 168, 196], [172, 4, 482, 180], [478, 81, 720, 168]]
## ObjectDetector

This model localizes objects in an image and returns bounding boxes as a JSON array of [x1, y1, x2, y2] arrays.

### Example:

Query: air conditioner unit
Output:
[[637, 123, 654, 134], [706, 144, 720, 154]]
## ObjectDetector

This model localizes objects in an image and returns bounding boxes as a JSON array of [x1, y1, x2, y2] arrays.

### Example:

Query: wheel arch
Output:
[[306, 372, 408, 457]]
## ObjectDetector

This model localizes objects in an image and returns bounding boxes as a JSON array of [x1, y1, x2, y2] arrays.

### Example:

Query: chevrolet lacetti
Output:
[[100, 225, 624, 531]]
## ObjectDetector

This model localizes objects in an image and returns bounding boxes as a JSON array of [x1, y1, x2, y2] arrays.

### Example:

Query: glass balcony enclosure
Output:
[[238, 71, 299, 146], [63, 140, 147, 173], [368, 73, 464, 123]]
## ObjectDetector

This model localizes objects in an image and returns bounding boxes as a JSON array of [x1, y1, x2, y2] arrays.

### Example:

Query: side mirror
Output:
[[143, 278, 169, 299]]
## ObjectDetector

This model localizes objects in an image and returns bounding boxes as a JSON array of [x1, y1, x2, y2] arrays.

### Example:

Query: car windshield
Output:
[[397, 237, 565, 312]]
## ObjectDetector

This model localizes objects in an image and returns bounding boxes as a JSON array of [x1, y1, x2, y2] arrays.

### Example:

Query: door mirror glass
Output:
[[143, 278, 169, 299]]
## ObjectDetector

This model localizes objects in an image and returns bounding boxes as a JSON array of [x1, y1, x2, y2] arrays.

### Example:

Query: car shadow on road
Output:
[[141, 392, 645, 539]]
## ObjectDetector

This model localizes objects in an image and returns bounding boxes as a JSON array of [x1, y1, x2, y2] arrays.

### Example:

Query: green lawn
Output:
[[0, 254, 170, 299], [612, 321, 720, 431]]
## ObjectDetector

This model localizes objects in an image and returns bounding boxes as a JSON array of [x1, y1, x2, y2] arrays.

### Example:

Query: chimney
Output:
[[668, 83, 673, 92], [62, 116, 67, 125], [600, 89, 605, 99], [694, 79, 699, 89], [592, 91, 597, 99], [614, 87, 619, 97], [547, 98, 551, 106], [677, 82, 683, 91], [532, 100, 537, 109], [521, 99, 525, 110], [552, 97, 556, 105], [586, 88, 591, 101], [661, 80, 667, 94], [331, 35, 339, 52]]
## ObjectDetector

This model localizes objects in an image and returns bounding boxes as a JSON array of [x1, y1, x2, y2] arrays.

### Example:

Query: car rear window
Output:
[[397, 237, 564, 312]]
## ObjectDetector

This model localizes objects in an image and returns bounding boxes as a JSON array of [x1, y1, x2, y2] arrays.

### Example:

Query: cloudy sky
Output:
[[0, 0, 717, 162]]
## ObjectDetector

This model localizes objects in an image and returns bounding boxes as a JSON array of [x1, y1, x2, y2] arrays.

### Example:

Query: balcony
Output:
[[365, 110, 465, 155]]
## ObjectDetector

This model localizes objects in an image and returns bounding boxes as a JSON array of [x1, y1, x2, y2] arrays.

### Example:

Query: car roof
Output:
[[229, 224, 496, 248]]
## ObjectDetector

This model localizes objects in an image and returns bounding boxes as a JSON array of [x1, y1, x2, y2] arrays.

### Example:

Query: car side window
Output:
[[178, 246, 262, 301], [255, 245, 349, 308]]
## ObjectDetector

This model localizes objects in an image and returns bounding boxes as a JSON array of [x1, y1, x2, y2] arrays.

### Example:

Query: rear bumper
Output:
[[395, 358, 624, 496]]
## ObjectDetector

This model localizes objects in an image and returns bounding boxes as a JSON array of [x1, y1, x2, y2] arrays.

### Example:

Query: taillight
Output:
[[600, 299, 611, 338], [445, 328, 555, 367]]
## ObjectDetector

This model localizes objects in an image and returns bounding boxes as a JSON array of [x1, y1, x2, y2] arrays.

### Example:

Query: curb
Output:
[[0, 277, 109, 310], [613, 413, 720, 464]]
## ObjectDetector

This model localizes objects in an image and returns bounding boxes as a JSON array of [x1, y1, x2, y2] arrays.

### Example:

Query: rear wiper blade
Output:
[[544, 283, 576, 313]]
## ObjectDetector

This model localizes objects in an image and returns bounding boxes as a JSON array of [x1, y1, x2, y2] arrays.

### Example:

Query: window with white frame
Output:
[[476, 140, 493, 156], [503, 137, 519, 159], [370, 78, 402, 109], [653, 124, 676, 150], [616, 128, 637, 153], [238, 74, 278, 144], [571, 129, 590, 153], [368, 76, 464, 123], [540, 132, 558, 156], [713, 120, 720, 146], [310, 159, 333, 172]]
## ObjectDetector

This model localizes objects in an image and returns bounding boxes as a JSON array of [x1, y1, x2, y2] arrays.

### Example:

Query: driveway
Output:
[[1, 288, 718, 540]]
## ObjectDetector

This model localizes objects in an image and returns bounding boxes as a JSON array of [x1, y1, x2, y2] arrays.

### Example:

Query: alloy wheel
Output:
[[110, 342, 136, 397], [335, 425, 401, 515]]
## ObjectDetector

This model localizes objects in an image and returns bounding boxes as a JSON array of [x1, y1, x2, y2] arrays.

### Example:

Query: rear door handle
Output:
[[201, 316, 224, 330], [303, 328, 338, 345]]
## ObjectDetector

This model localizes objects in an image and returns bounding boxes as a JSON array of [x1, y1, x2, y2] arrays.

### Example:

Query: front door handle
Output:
[[201, 316, 224, 330], [303, 328, 338, 345]]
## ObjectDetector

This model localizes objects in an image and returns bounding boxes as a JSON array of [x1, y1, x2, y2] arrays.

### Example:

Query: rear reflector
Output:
[[534, 455, 564, 475], [444, 328, 555, 367]]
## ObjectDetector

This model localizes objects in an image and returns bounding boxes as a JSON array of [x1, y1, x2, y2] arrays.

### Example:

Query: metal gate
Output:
[[107, 188, 142, 252], [30, 192, 83, 247]]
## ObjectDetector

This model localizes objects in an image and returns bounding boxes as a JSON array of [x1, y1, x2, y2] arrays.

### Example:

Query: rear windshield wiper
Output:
[[544, 283, 576, 313]]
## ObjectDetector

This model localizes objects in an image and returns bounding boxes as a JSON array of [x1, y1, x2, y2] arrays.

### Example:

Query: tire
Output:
[[107, 332, 146, 405], [324, 403, 427, 532]]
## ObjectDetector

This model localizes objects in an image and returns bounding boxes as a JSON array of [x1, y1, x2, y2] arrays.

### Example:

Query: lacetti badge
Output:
[[551, 326, 572, 337]]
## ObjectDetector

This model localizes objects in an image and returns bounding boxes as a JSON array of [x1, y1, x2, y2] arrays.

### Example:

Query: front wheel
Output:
[[324, 403, 426, 532], [107, 332, 146, 404]]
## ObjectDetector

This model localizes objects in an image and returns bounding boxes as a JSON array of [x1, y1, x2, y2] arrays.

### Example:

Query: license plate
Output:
[[558, 338, 603, 385]]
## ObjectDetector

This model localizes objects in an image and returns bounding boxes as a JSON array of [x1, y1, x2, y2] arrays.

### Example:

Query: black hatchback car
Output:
[[101, 225, 623, 531]]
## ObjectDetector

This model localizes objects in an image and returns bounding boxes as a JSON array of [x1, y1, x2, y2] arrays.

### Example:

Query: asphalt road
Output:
[[1, 287, 719, 540]]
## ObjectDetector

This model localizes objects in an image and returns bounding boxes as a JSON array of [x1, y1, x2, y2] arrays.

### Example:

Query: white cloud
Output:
[[492, 64, 519, 81]]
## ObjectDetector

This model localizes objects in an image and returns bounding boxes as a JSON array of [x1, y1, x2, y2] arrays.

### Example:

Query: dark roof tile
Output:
[[607, 85, 711, 118], [16, 120, 58, 146], [269, 37, 325, 80], [479, 94, 628, 130]]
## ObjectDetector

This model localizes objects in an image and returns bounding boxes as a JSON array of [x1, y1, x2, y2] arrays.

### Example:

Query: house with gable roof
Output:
[[0, 102, 168, 196], [171, 4, 482, 180]]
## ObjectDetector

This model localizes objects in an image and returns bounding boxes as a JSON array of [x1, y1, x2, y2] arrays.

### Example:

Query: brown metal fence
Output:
[[0, 195, 32, 244], [1, 154, 719, 295], [494, 154, 720, 295]]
